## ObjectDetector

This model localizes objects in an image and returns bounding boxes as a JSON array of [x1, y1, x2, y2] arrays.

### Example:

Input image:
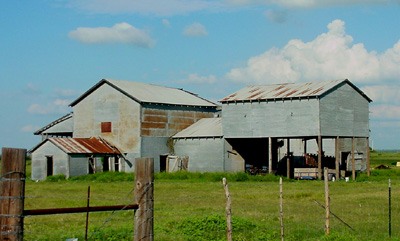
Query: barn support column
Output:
[[303, 138, 307, 156], [366, 137, 370, 177], [268, 137, 273, 174], [317, 136, 322, 180], [286, 138, 290, 179], [335, 136, 340, 180], [351, 137, 356, 181]]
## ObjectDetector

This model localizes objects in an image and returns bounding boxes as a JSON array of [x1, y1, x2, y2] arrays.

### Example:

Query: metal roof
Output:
[[173, 118, 222, 138], [70, 79, 218, 107], [34, 112, 73, 135], [220, 79, 372, 103], [48, 137, 121, 154]]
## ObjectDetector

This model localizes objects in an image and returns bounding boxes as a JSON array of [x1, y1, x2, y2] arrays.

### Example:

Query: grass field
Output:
[[2, 151, 400, 240]]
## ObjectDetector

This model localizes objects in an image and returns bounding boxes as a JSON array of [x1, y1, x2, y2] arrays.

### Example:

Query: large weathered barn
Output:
[[31, 78, 371, 180], [30, 79, 219, 180]]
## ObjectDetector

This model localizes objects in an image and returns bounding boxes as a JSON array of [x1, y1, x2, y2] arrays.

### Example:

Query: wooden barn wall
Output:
[[173, 138, 225, 172], [72, 84, 142, 160], [319, 83, 369, 137], [31, 141, 69, 180], [222, 99, 320, 138], [141, 105, 215, 137]]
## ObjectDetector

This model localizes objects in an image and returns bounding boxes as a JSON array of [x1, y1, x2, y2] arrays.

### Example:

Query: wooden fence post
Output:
[[0, 148, 26, 241], [279, 177, 284, 241], [134, 158, 154, 241], [324, 167, 330, 235], [222, 178, 232, 241]]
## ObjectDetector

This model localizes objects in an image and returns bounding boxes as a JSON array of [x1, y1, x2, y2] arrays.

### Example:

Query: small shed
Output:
[[30, 137, 122, 180], [220, 79, 372, 179], [173, 118, 243, 172]]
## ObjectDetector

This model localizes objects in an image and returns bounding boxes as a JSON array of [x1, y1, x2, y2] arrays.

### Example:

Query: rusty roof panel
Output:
[[50, 137, 121, 154], [173, 118, 222, 138], [219, 79, 363, 102]]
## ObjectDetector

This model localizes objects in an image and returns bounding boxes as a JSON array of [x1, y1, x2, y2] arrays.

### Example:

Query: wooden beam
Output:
[[335, 137, 340, 180], [24, 204, 138, 216], [268, 137, 273, 174], [317, 136, 322, 180], [366, 137, 370, 177], [286, 138, 290, 179], [352, 137, 356, 181]]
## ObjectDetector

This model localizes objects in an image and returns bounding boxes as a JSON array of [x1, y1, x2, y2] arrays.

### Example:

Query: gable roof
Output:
[[220, 79, 372, 103], [173, 118, 222, 139], [34, 112, 73, 135], [70, 79, 218, 108], [29, 137, 121, 155]]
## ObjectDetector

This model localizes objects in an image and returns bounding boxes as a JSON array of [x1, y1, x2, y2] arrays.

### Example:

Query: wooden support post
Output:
[[134, 158, 154, 241], [335, 137, 340, 180], [317, 136, 322, 180], [222, 178, 232, 241], [279, 177, 284, 241], [0, 148, 26, 241], [286, 139, 290, 179], [303, 138, 307, 156], [324, 168, 330, 235], [351, 137, 356, 181], [268, 137, 273, 174], [366, 137, 370, 177]]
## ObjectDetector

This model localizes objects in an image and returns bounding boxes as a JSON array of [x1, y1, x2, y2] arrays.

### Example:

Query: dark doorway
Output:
[[88, 157, 95, 174], [160, 155, 168, 172], [46, 156, 53, 176], [103, 157, 110, 172]]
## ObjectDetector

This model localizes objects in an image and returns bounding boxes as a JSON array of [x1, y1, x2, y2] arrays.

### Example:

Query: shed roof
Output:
[[220, 79, 372, 103], [30, 137, 121, 155], [70, 79, 218, 108], [173, 118, 222, 139], [34, 112, 73, 135]]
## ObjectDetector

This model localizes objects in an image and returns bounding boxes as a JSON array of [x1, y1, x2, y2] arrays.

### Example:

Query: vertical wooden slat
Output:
[[335, 137, 340, 180], [279, 177, 284, 241], [317, 136, 322, 180], [268, 137, 273, 174], [352, 137, 356, 181], [0, 148, 26, 241], [366, 137, 370, 177], [134, 158, 154, 241]]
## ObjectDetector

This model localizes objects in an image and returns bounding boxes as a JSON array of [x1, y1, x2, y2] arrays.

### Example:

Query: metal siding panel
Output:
[[140, 137, 170, 172], [69, 156, 89, 177], [174, 138, 224, 172]]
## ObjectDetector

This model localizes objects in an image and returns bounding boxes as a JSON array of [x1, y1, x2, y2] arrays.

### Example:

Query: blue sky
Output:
[[1, 0, 399, 151]]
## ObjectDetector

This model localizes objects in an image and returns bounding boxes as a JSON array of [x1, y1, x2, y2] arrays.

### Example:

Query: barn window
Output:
[[101, 122, 112, 133]]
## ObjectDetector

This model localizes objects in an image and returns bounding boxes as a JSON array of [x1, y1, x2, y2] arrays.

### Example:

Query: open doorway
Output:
[[46, 156, 53, 177], [88, 157, 95, 174], [160, 154, 168, 172]]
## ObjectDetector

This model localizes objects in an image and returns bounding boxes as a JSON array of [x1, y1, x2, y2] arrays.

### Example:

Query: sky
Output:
[[1, 0, 400, 151]]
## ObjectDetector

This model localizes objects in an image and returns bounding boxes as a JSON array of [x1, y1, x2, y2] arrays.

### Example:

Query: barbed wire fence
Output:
[[0, 147, 154, 241]]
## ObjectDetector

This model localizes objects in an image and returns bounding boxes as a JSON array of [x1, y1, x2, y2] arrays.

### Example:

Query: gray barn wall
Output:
[[174, 138, 225, 172], [222, 99, 320, 138], [224, 140, 245, 172], [31, 141, 69, 180], [320, 83, 369, 137], [69, 155, 89, 177], [141, 136, 170, 172], [73, 84, 142, 158]]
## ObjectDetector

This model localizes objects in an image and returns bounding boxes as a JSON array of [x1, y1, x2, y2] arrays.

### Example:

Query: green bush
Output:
[[45, 174, 66, 182]]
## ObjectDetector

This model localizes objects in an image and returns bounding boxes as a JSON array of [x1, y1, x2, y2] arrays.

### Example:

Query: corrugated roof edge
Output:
[[34, 112, 73, 135]]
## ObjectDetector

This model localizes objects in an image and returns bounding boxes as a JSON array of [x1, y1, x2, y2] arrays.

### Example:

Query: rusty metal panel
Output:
[[173, 118, 222, 138], [49, 137, 120, 154]]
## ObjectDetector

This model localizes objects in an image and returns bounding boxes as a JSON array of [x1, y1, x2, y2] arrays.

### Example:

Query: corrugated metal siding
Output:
[[49, 137, 120, 154], [173, 118, 222, 138], [34, 112, 73, 135], [220, 79, 371, 103]]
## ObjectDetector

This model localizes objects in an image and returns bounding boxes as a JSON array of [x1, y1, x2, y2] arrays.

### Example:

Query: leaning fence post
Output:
[[324, 167, 330, 235], [222, 178, 232, 241], [134, 158, 154, 241], [0, 147, 26, 241]]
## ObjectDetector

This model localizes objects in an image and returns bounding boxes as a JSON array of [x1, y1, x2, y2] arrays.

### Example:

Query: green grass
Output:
[[2, 151, 400, 240]]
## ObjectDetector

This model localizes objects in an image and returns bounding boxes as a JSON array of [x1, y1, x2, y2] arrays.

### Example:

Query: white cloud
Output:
[[20, 125, 40, 133], [183, 22, 208, 37], [69, 22, 155, 48], [68, 0, 221, 16], [370, 105, 400, 120], [362, 85, 400, 104], [162, 19, 171, 27], [28, 99, 72, 115], [226, 19, 400, 84], [179, 73, 217, 84], [226, 0, 394, 8], [265, 9, 287, 23]]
